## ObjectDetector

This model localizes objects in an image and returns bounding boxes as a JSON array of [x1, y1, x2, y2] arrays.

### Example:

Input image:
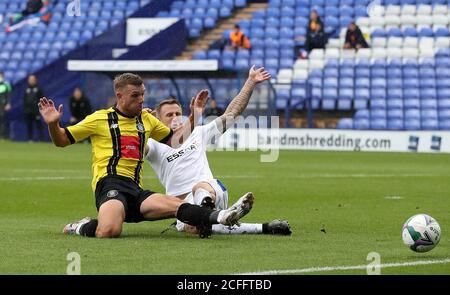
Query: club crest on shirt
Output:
[[136, 123, 145, 133], [107, 190, 118, 198]]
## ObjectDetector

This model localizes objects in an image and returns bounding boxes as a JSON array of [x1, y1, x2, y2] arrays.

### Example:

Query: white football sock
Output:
[[192, 188, 214, 205], [212, 223, 263, 234]]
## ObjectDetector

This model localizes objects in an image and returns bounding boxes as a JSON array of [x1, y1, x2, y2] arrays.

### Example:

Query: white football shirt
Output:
[[145, 121, 223, 196]]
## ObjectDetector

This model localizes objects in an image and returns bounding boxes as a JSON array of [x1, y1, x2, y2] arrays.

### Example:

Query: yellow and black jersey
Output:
[[65, 107, 172, 192]]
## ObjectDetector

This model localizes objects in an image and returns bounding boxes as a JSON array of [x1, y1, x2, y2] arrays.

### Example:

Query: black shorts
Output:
[[95, 175, 155, 223]]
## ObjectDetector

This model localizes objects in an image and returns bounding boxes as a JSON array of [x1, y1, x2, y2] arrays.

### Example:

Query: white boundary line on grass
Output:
[[0, 173, 443, 181], [0, 175, 260, 181], [235, 258, 450, 275]]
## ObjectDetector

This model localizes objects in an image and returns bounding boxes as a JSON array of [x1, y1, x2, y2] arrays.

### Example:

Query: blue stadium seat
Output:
[[372, 78, 387, 88], [355, 76, 370, 88], [418, 27, 433, 37], [422, 119, 439, 130], [340, 68, 355, 78], [387, 99, 403, 109], [354, 5, 367, 17], [354, 91, 370, 109], [355, 67, 370, 78], [323, 88, 338, 100], [403, 27, 417, 37], [387, 79, 403, 88], [387, 109, 403, 119], [420, 89, 437, 100], [355, 109, 370, 120], [403, 78, 420, 89], [339, 88, 354, 100], [405, 109, 420, 120], [440, 120, 450, 130], [337, 118, 353, 129], [219, 7, 231, 17], [266, 17, 280, 28], [279, 59, 294, 69], [235, 58, 249, 70], [421, 109, 438, 120], [221, 58, 234, 69], [387, 119, 404, 130], [324, 68, 339, 78], [439, 109, 450, 120], [193, 51, 207, 60], [404, 119, 421, 130], [204, 17, 216, 29], [338, 99, 352, 111], [280, 17, 294, 28], [323, 77, 338, 88], [371, 99, 387, 109], [404, 88, 420, 100], [322, 99, 336, 110], [267, 7, 280, 18], [353, 118, 370, 129], [281, 7, 295, 18], [387, 89, 403, 100], [371, 118, 387, 130], [291, 86, 307, 100], [339, 78, 354, 88], [404, 99, 420, 110], [421, 79, 436, 88], [371, 89, 387, 100], [437, 88, 450, 99], [208, 50, 221, 59], [265, 58, 279, 68], [439, 99, 450, 110]]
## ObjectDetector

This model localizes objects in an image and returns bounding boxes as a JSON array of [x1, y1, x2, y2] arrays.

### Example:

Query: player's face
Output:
[[159, 104, 182, 129], [117, 84, 145, 117]]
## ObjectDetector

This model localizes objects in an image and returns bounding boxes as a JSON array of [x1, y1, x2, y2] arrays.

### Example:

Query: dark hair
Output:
[[234, 24, 240, 29], [155, 96, 182, 114], [113, 73, 143, 91]]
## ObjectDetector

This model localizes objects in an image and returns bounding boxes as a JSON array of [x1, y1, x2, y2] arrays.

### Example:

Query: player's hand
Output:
[[191, 89, 209, 110], [38, 97, 63, 124], [248, 65, 271, 84], [4, 103, 11, 112], [143, 107, 156, 116]]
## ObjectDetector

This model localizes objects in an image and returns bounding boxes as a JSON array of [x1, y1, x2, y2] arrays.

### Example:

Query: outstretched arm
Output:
[[167, 89, 210, 148], [188, 89, 210, 129], [38, 97, 71, 147], [215, 65, 271, 132]]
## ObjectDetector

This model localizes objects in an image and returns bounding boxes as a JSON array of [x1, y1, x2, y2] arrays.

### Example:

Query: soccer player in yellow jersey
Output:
[[38, 73, 251, 238]]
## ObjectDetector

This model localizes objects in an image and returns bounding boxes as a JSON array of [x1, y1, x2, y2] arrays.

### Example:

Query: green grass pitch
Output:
[[0, 140, 449, 274]]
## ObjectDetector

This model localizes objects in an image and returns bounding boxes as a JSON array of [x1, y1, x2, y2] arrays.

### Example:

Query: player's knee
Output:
[[96, 225, 122, 238], [192, 182, 216, 197]]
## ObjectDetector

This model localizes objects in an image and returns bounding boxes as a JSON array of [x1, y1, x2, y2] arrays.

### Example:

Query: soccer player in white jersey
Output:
[[145, 66, 291, 237]]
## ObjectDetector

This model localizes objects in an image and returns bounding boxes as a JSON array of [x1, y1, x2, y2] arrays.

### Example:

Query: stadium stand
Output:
[[3, 0, 450, 135], [178, 0, 450, 130], [0, 0, 146, 84]]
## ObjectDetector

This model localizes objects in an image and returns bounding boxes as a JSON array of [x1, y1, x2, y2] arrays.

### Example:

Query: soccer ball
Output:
[[402, 214, 441, 253]]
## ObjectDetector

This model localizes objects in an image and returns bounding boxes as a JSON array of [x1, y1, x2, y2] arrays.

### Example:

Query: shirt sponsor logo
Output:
[[166, 144, 197, 162], [121, 136, 140, 159]]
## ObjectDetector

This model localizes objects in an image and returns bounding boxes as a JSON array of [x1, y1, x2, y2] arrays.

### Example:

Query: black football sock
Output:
[[79, 219, 98, 237], [262, 223, 269, 234], [176, 203, 218, 226]]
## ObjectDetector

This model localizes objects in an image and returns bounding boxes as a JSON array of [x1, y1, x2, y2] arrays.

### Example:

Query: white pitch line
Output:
[[288, 174, 438, 178], [0, 176, 92, 181], [235, 258, 450, 275], [0, 173, 444, 182]]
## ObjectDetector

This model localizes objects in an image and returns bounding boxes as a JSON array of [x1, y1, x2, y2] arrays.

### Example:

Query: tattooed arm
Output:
[[215, 65, 271, 132]]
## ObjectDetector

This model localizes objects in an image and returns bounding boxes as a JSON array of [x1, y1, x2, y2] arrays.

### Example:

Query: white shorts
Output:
[[176, 179, 229, 232]]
